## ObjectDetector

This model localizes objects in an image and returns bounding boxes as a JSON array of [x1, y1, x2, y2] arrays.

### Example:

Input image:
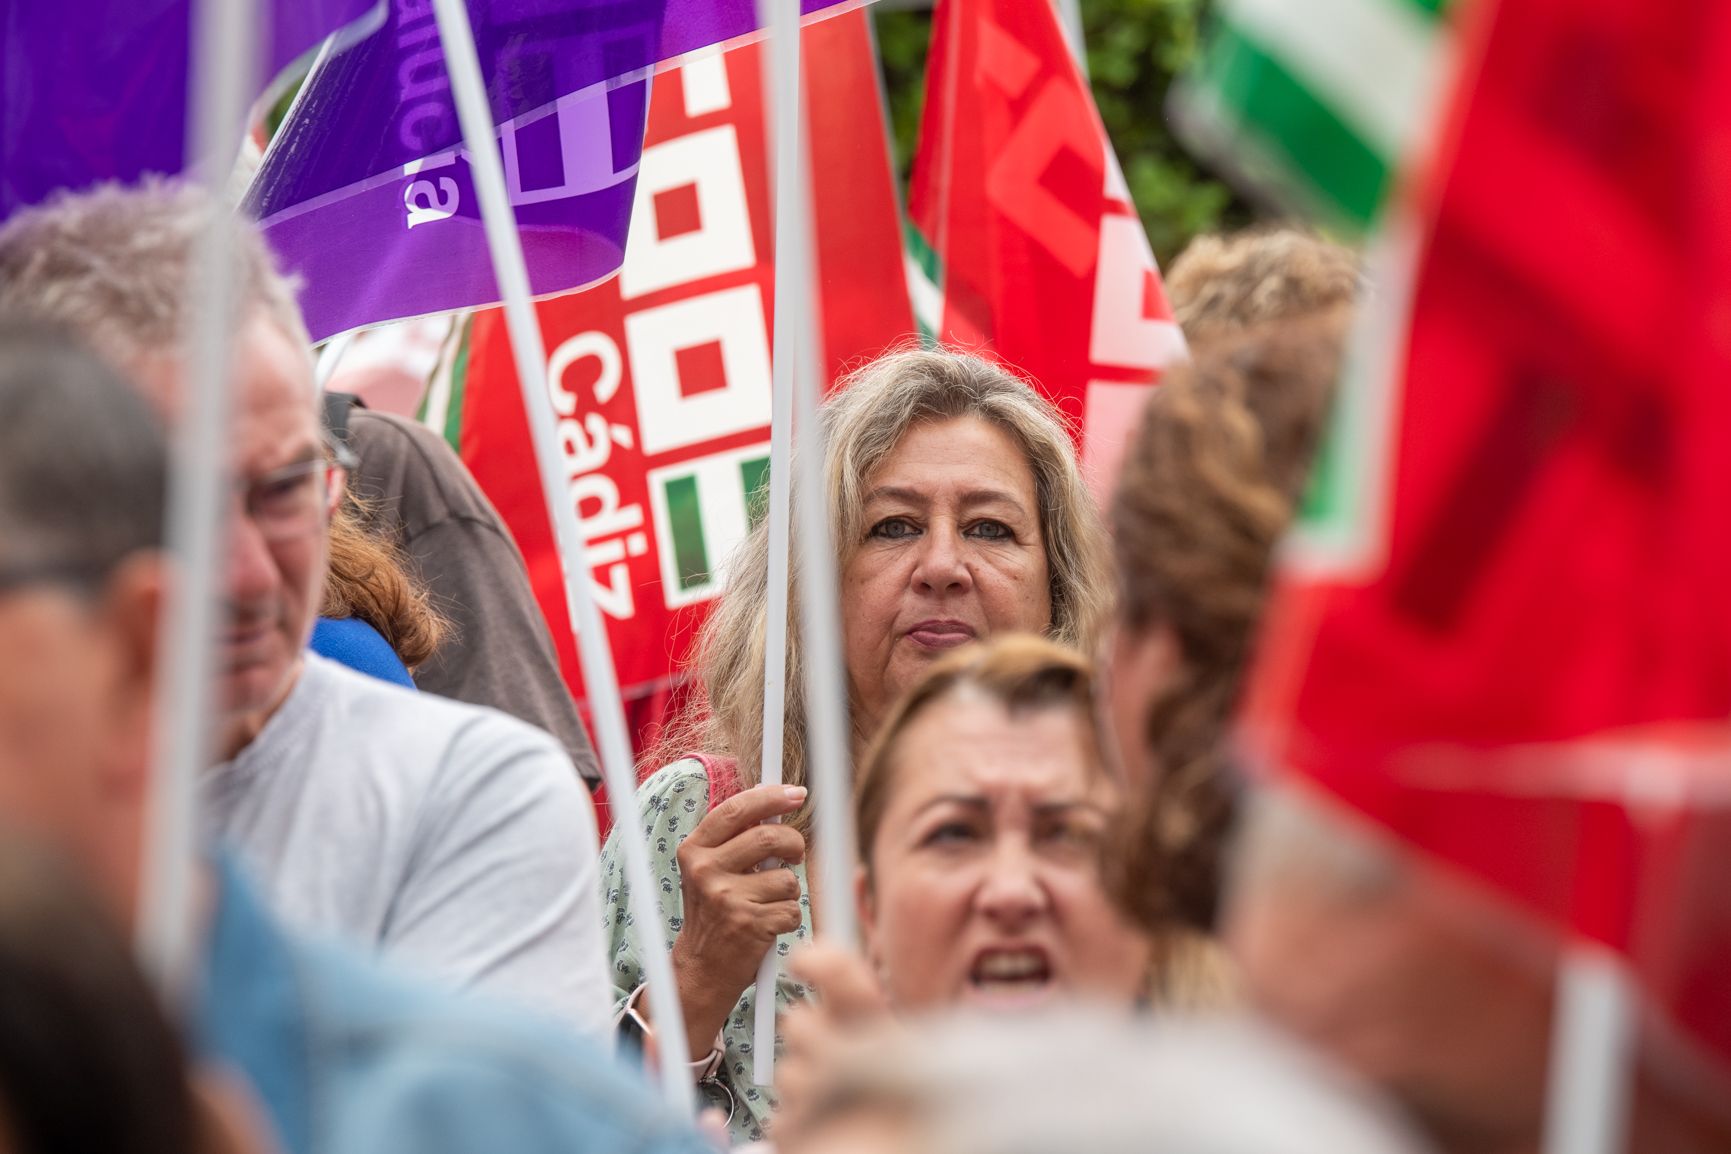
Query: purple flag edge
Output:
[[260, 0, 390, 111], [255, 0, 876, 341], [251, 0, 869, 231]]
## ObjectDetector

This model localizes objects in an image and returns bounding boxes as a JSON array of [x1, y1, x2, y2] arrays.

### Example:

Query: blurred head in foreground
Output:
[[0, 834, 270, 1154], [1165, 227, 1361, 350], [0, 326, 168, 928], [0, 834, 196, 1154], [1225, 786, 1558, 1154], [0, 181, 331, 758], [851, 635, 1153, 1013], [1108, 308, 1350, 936], [782, 1011, 1431, 1154]]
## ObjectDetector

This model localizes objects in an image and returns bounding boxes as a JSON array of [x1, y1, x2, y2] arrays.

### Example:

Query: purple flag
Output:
[[0, 1, 386, 220], [244, 0, 858, 340]]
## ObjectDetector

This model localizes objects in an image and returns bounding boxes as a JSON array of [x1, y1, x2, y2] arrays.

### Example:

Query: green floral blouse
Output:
[[599, 759, 813, 1145]]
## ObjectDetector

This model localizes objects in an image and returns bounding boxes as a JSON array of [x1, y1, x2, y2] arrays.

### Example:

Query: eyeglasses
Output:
[[241, 451, 348, 543]]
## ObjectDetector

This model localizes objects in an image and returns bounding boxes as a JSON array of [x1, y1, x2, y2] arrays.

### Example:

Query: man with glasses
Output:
[[0, 324, 703, 1154], [0, 181, 610, 1039]]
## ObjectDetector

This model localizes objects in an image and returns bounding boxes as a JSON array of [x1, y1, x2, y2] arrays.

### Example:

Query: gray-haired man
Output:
[[0, 182, 609, 1037], [0, 325, 703, 1154]]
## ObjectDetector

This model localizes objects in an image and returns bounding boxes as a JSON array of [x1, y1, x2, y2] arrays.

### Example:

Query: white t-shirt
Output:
[[203, 653, 609, 1039]]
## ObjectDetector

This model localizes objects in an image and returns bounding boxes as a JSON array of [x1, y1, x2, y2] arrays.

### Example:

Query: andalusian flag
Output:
[[1173, 0, 1464, 232]]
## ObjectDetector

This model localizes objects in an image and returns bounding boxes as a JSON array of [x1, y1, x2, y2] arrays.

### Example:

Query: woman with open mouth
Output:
[[771, 634, 1156, 1141]]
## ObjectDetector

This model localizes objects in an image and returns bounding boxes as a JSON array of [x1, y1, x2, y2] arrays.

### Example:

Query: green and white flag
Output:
[[648, 447, 772, 609], [1174, 0, 1462, 232]]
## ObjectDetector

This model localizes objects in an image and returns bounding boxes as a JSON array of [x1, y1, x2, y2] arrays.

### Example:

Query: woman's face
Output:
[[858, 694, 1153, 1014], [841, 416, 1052, 736]]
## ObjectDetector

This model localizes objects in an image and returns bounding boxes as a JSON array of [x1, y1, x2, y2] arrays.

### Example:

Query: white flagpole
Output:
[[138, 0, 254, 1000], [1055, 0, 1087, 75], [785, 40, 857, 962], [750, 0, 860, 1089], [1542, 945, 1635, 1154], [427, 0, 695, 1116], [315, 330, 357, 391], [750, 0, 800, 1090]]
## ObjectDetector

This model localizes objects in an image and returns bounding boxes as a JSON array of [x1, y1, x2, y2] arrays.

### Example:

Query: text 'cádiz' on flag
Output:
[[247, 0, 862, 343], [0, 1, 387, 221]]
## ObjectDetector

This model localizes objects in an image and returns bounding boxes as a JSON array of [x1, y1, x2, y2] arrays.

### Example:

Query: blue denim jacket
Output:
[[196, 857, 706, 1154]]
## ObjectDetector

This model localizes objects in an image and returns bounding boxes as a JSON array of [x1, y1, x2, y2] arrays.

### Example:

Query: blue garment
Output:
[[310, 616, 415, 689], [196, 857, 705, 1154]]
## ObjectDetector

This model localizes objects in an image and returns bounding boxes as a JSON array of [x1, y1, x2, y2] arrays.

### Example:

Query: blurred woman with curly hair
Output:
[[1106, 230, 1356, 1002]]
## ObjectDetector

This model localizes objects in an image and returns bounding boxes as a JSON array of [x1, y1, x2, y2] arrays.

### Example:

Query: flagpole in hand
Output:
[[751, 0, 859, 1089], [750, 0, 801, 1091], [1542, 948, 1635, 1154], [426, 0, 696, 1117], [138, 0, 254, 1004]]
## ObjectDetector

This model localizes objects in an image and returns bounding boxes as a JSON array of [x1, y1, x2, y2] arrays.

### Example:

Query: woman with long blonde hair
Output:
[[599, 347, 1111, 1142]]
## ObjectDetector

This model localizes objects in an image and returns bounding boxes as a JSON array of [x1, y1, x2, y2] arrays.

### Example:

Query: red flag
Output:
[[448, 11, 914, 826], [1241, 0, 1731, 1099], [907, 0, 1185, 501]]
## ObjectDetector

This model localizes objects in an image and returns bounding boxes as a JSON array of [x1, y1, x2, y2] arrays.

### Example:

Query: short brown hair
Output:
[[321, 497, 449, 672], [1111, 309, 1349, 933], [1165, 228, 1360, 350], [853, 634, 1104, 869]]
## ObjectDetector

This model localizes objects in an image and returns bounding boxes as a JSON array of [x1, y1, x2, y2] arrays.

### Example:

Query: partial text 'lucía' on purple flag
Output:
[[0, 1, 387, 221], [244, 0, 860, 342]]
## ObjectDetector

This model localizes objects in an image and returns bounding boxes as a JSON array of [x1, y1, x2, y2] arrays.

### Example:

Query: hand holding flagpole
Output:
[[750, 0, 859, 1089]]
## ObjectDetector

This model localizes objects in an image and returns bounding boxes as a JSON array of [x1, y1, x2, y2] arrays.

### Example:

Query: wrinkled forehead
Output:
[[123, 313, 319, 450], [893, 690, 1106, 800]]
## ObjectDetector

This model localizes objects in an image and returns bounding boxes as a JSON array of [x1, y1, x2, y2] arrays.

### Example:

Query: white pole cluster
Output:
[[749, 0, 800, 1090], [750, 0, 802, 1089], [749, 0, 861, 1089], [138, 0, 255, 1002], [427, 0, 695, 1115]]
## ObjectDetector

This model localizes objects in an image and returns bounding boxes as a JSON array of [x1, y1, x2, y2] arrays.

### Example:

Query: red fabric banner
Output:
[[1241, 0, 1731, 1095], [907, 0, 1185, 500], [450, 10, 914, 824]]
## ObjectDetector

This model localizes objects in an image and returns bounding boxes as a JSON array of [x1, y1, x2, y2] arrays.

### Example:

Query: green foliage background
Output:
[[870, 0, 1255, 266]]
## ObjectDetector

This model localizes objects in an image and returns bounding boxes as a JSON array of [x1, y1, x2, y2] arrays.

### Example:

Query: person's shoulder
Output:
[[637, 758, 712, 804], [603, 759, 716, 855], [290, 938, 704, 1154], [305, 655, 577, 783], [310, 653, 543, 743], [310, 617, 417, 689], [348, 408, 453, 462], [348, 409, 498, 525]]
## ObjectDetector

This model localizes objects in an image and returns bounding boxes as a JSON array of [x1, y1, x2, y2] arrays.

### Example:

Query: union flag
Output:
[[1240, 0, 1731, 1106], [907, 0, 1186, 501]]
